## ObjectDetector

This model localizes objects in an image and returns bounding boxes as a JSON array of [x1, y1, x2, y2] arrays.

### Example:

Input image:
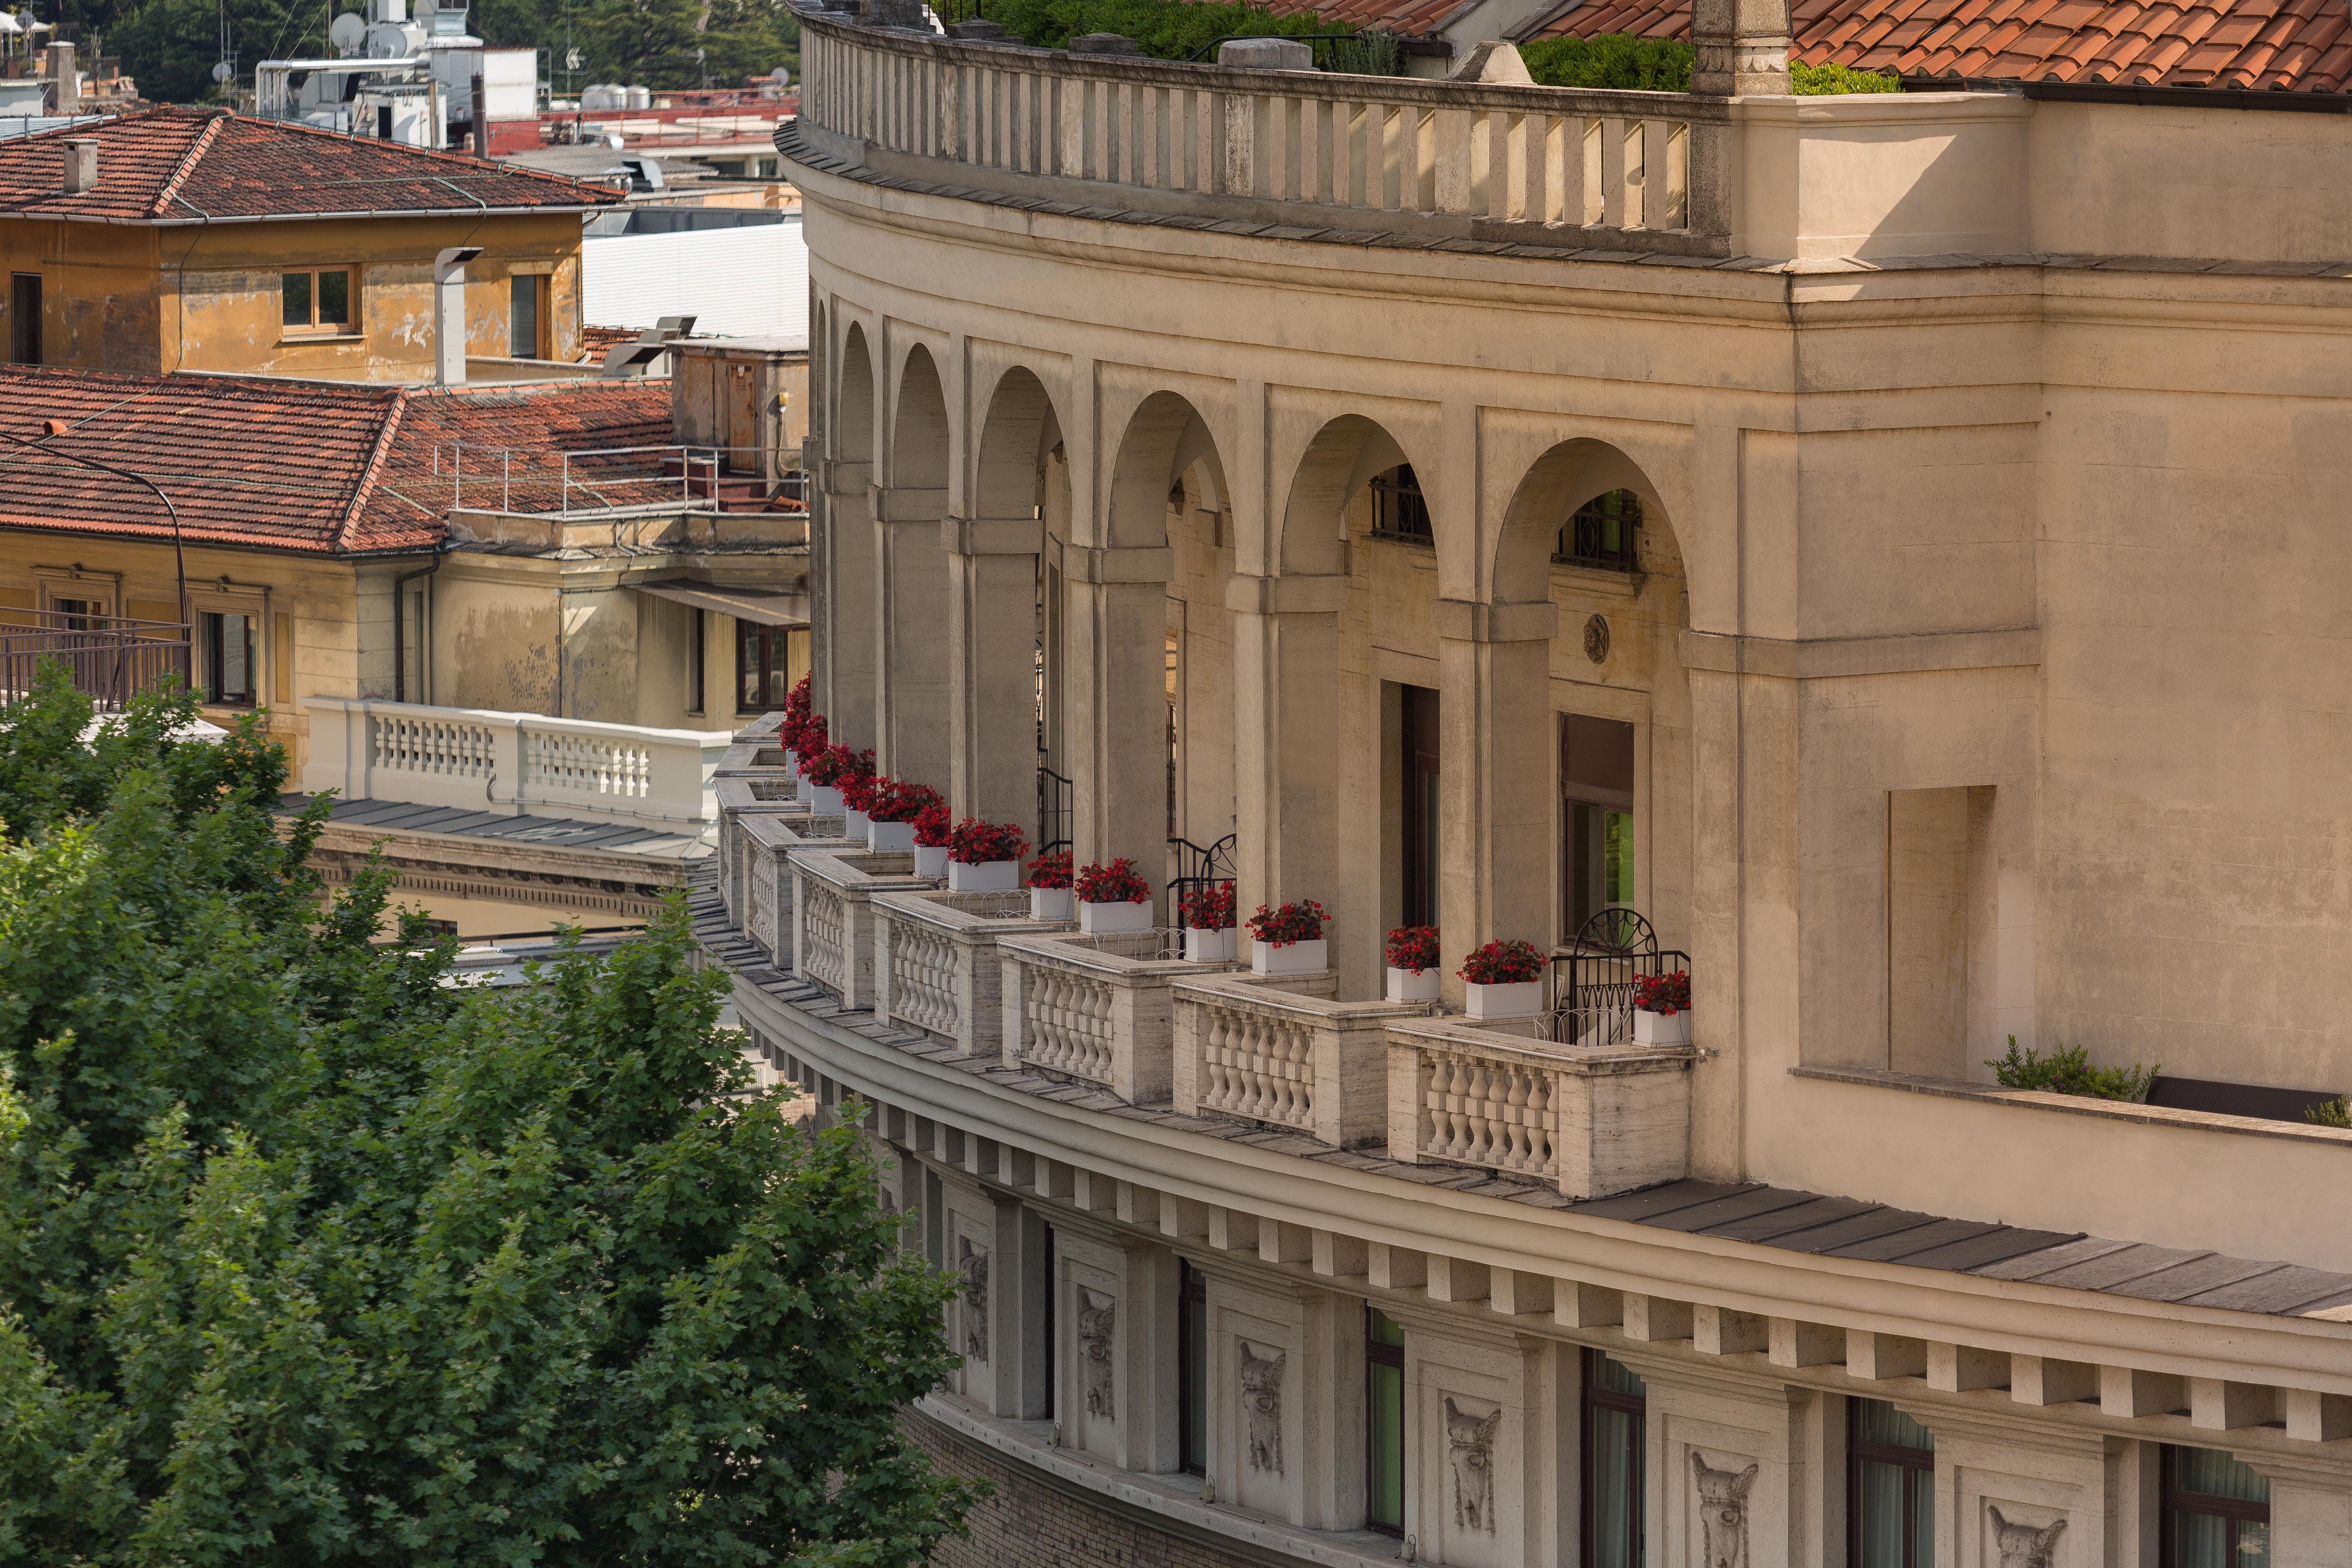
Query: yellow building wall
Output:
[[0, 211, 589, 379]]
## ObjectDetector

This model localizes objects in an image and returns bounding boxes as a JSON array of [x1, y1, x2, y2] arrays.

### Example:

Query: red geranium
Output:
[[1385, 925, 1440, 973], [912, 801, 954, 848], [867, 777, 942, 824], [1075, 858, 1151, 905], [1457, 939, 1545, 985], [950, 818, 1029, 865], [1246, 900, 1327, 945], [1179, 881, 1236, 931], [1027, 850, 1074, 890], [802, 743, 870, 789], [1633, 970, 1691, 1015], [839, 770, 880, 814]]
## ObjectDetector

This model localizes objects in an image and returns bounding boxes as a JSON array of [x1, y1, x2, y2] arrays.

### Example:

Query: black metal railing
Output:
[[1547, 906, 1689, 1048], [1166, 832, 1236, 926], [1552, 489, 1641, 573], [1036, 758, 1072, 857], [1, 611, 192, 711]]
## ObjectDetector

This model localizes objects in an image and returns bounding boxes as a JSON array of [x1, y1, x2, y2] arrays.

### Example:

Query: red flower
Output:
[[1385, 925, 1440, 973], [1075, 858, 1151, 904], [1456, 939, 1545, 985], [1245, 900, 1328, 945], [1632, 969, 1691, 1015], [1027, 850, 1074, 890], [949, 818, 1030, 865], [1179, 881, 1236, 931]]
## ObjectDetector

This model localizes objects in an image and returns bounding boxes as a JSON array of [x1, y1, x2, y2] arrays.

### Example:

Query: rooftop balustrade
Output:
[[1173, 976, 1431, 1148]]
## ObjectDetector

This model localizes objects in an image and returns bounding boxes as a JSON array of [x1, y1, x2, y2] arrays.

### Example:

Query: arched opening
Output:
[[875, 342, 952, 787], [954, 364, 1059, 828], [817, 320, 878, 749]]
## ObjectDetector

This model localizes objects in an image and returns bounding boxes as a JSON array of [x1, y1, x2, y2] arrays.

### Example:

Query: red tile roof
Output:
[[0, 107, 624, 224], [1523, 0, 2352, 91], [0, 369, 673, 556]]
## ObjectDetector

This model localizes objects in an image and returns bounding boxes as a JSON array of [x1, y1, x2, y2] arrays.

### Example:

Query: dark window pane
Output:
[[1590, 1352, 1646, 1400], [318, 269, 351, 326], [739, 622, 762, 710], [221, 613, 249, 701], [1587, 1405, 1643, 1568], [282, 272, 311, 327], [510, 272, 539, 357], [1855, 1458, 1909, 1568], [1857, 1398, 1935, 1453], [1368, 1307, 1405, 1348], [2238, 1518, 2271, 1567], [1558, 488, 1642, 571], [2173, 1512, 2230, 1568], [1179, 1263, 1206, 1474], [2174, 1447, 2269, 1505], [1367, 1360, 1404, 1530]]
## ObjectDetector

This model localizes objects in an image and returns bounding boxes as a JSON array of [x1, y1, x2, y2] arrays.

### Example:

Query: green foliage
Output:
[[1519, 35, 1693, 92], [1986, 1036, 2160, 1104], [2306, 1094, 2351, 1129], [0, 665, 978, 1564], [975, 0, 1355, 63], [1789, 60, 1901, 93]]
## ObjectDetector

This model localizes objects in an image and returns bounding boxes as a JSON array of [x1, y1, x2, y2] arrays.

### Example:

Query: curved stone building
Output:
[[707, 11, 2352, 1565]]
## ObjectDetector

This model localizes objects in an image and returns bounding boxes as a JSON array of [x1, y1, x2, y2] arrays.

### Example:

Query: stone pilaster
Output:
[[1690, 0, 1791, 95], [873, 483, 951, 787], [944, 514, 1044, 828]]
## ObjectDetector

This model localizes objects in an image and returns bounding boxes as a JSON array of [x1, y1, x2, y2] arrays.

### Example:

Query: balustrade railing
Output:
[[1388, 1018, 1695, 1199], [304, 697, 734, 832], [801, 877, 850, 995], [1174, 977, 1418, 1147], [791, 5, 1732, 256], [999, 929, 1232, 1102], [0, 611, 190, 710], [790, 848, 945, 1008], [872, 889, 1056, 1055]]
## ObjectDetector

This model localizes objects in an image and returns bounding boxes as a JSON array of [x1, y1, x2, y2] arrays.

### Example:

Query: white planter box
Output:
[[843, 808, 871, 837], [1029, 887, 1075, 920], [1386, 966, 1440, 1003], [1185, 927, 1236, 963], [1079, 899, 1154, 935], [782, 748, 799, 776], [913, 844, 950, 877], [949, 858, 1020, 892], [1634, 1007, 1693, 1047], [1252, 937, 1328, 976], [868, 819, 917, 852], [806, 784, 842, 816], [1464, 980, 1544, 1021]]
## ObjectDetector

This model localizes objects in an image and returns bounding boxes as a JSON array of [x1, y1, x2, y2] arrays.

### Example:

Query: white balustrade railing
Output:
[[998, 930, 1237, 1103], [872, 890, 1054, 1057], [1386, 1019, 1696, 1199], [789, 848, 945, 1008], [801, 876, 850, 996], [304, 696, 732, 832], [1174, 978, 1424, 1148], [716, 774, 808, 926], [741, 813, 863, 967], [792, 7, 1728, 254]]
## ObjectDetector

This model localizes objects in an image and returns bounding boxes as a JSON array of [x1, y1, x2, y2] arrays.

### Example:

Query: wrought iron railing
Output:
[[1167, 832, 1236, 926], [1036, 758, 1072, 857], [1547, 906, 1689, 1049], [0, 611, 191, 710]]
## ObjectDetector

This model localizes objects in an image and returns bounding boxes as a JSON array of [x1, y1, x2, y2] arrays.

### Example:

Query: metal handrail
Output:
[[418, 441, 809, 518], [1167, 832, 1236, 925], [1, 611, 192, 710], [1036, 759, 1072, 857], [1546, 907, 1690, 1048]]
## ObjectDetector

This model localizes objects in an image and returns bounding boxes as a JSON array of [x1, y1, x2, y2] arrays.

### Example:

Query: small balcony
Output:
[[2, 609, 192, 710]]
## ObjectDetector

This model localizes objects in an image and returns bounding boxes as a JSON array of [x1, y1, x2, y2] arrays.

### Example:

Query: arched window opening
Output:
[[1556, 489, 1641, 572], [1369, 464, 1432, 545]]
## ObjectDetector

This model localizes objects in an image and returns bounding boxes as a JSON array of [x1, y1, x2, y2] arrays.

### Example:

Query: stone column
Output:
[[1690, 0, 1791, 95], [945, 514, 1044, 827], [873, 483, 951, 788], [1228, 572, 1347, 925], [1435, 598, 1558, 1008], [2244, 1451, 2352, 1568], [817, 459, 877, 751], [1063, 543, 1173, 915]]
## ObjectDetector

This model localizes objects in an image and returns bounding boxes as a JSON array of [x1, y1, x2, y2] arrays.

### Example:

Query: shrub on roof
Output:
[[1791, 60, 1904, 92], [971, 0, 1358, 62], [1517, 37, 1901, 94]]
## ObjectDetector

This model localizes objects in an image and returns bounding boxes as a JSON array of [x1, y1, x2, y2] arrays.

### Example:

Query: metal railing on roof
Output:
[[391, 441, 809, 519]]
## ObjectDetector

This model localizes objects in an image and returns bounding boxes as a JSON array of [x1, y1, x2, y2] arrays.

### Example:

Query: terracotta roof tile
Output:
[[0, 107, 623, 224], [0, 369, 673, 557], [1530, 0, 2352, 90]]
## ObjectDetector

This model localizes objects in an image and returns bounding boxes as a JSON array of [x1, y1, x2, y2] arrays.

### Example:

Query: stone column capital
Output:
[[1690, 0, 1791, 95], [1058, 541, 1174, 585], [1224, 573, 1347, 616]]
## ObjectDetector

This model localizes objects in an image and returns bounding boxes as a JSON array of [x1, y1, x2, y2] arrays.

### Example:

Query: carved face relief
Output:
[[1443, 1396, 1502, 1533], [1238, 1341, 1286, 1476], [958, 1239, 989, 1364], [1076, 1289, 1116, 1419], [1689, 1451, 1759, 1568], [1988, 1506, 2068, 1568]]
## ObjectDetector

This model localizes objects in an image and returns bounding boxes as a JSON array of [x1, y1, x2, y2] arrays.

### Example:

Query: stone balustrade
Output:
[[871, 889, 1072, 1055], [996, 929, 1248, 1103], [792, 5, 1730, 256], [738, 812, 863, 965], [715, 775, 809, 925], [1385, 1017, 1696, 1199], [788, 848, 944, 1007], [1171, 976, 1428, 1148]]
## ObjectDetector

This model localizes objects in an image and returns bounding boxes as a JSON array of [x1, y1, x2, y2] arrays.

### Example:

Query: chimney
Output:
[[60, 138, 97, 194], [47, 42, 78, 115], [432, 244, 481, 385]]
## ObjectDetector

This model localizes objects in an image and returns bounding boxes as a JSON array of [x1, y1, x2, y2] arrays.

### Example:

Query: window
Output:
[[1582, 1348, 1645, 1568], [1400, 684, 1440, 929], [510, 272, 546, 358], [52, 596, 100, 632], [1365, 1307, 1405, 1536], [688, 607, 707, 715], [2164, 1446, 2271, 1568], [1562, 714, 1635, 936], [1370, 464, 1433, 544], [197, 611, 255, 705], [737, 621, 792, 711], [11, 272, 40, 364], [1557, 489, 1641, 572], [282, 268, 354, 333], [1178, 1261, 1208, 1476], [1850, 1398, 1934, 1568]]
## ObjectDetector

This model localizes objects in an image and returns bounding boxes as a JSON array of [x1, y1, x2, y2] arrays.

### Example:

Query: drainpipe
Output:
[[390, 541, 454, 703], [433, 244, 481, 386]]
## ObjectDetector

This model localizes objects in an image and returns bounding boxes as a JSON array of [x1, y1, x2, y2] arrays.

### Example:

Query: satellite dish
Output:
[[770, 64, 790, 84], [211, 60, 233, 83], [329, 12, 366, 55]]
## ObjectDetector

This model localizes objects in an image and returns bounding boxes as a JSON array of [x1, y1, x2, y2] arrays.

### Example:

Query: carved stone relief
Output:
[[1076, 1288, 1115, 1418], [958, 1238, 989, 1364], [1443, 1396, 1501, 1532], [1988, 1506, 2068, 1568], [1689, 1451, 1759, 1568], [1238, 1341, 1286, 1476]]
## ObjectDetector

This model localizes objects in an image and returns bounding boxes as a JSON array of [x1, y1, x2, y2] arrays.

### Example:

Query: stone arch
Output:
[[1106, 390, 1227, 551], [1493, 438, 1677, 605], [954, 364, 1063, 826], [820, 320, 880, 748], [974, 363, 1059, 521], [837, 319, 875, 467], [1274, 414, 1424, 577], [892, 342, 949, 488], [809, 298, 828, 449]]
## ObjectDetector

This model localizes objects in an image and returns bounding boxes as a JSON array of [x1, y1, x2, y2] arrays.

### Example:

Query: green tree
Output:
[[0, 664, 978, 1564]]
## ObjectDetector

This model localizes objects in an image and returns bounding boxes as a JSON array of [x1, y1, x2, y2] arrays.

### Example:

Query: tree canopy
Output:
[[0, 666, 977, 1565]]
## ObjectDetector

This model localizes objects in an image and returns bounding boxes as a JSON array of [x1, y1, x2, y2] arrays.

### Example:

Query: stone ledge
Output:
[[1792, 1063, 2352, 1149], [911, 1394, 1405, 1568]]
